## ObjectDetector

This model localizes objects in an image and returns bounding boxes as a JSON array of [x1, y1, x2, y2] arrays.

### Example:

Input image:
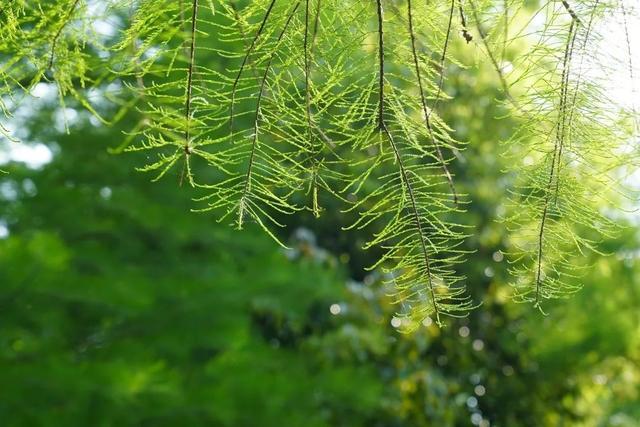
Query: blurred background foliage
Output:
[[1, 2, 640, 426]]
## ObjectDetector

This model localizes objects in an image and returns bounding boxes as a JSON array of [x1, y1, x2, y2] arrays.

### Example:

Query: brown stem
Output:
[[376, 0, 385, 129], [430, 0, 455, 118], [179, 0, 199, 187], [561, 0, 581, 24], [184, 0, 199, 149], [376, 0, 440, 325], [536, 18, 578, 307], [468, 0, 517, 106]]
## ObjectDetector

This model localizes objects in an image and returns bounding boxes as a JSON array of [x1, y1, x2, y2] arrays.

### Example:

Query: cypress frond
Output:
[[1, 0, 637, 326], [337, 0, 471, 329], [502, 0, 633, 310]]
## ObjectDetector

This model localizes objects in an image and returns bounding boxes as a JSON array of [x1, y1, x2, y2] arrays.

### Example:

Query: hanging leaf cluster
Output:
[[1, 0, 637, 329]]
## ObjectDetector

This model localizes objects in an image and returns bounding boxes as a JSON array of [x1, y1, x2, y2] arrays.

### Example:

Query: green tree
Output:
[[1, 1, 639, 425]]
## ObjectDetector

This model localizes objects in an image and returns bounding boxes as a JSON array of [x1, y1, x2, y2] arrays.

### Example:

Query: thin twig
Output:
[[536, 17, 578, 307], [48, 0, 81, 69], [376, 0, 385, 129], [311, 0, 322, 46], [620, 1, 638, 134], [304, 0, 322, 216], [376, 0, 441, 325], [561, 0, 581, 24], [458, 0, 473, 43], [232, 0, 334, 153], [468, 0, 517, 106], [239, 1, 300, 227], [430, 0, 455, 118], [502, 0, 508, 61], [407, 0, 458, 204], [304, 0, 313, 144], [179, 0, 199, 187], [230, 0, 278, 139], [230, 2, 261, 81], [566, 0, 598, 146], [554, 5, 581, 200], [184, 0, 199, 150]]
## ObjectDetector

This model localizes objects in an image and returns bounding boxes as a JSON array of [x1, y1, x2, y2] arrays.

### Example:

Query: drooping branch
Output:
[[566, 0, 599, 148], [535, 14, 579, 308], [230, 0, 278, 139], [502, 0, 508, 61], [303, 0, 321, 216], [620, 1, 638, 133], [407, 0, 458, 204], [48, 0, 81, 69], [238, 1, 301, 228], [553, 19, 579, 201], [2, 0, 631, 326], [376, 0, 441, 325], [184, 0, 199, 152], [304, 0, 312, 140], [376, 0, 385, 130], [179, 0, 199, 187], [432, 0, 456, 115], [468, 0, 515, 105]]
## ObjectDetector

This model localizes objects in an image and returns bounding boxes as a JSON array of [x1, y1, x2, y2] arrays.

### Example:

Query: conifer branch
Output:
[[48, 0, 81, 69], [407, 0, 458, 205], [3, 0, 634, 326], [303, 0, 322, 217], [566, 0, 598, 149], [372, 0, 471, 326], [180, 0, 199, 187], [377, 0, 441, 324], [468, 0, 515, 105], [382, 121, 442, 325], [239, 1, 301, 229], [553, 19, 578, 202], [304, 0, 312, 140], [230, 0, 278, 140], [376, 0, 385, 130], [535, 18, 577, 308], [432, 0, 456, 115]]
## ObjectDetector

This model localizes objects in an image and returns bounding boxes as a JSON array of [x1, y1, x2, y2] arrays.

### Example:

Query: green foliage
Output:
[[1, 68, 639, 425], [501, 0, 635, 308], [0, 0, 117, 129], [2, 0, 640, 419], [102, 0, 475, 325], [1, 1, 638, 324], [0, 118, 383, 426]]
